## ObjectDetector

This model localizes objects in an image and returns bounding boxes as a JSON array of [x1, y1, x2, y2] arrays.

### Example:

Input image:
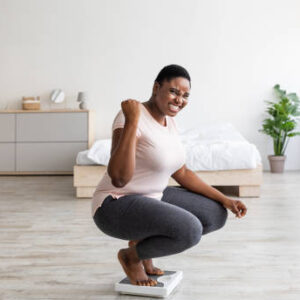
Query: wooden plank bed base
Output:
[[73, 163, 263, 198], [73, 164, 263, 198]]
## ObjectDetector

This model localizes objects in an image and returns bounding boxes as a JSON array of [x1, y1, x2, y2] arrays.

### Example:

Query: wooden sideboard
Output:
[[0, 109, 94, 174]]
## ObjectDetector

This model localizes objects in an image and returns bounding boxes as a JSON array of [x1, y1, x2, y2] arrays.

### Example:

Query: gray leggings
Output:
[[93, 186, 228, 260]]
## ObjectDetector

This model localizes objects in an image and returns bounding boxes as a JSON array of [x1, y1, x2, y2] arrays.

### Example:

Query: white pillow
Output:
[[86, 139, 111, 165]]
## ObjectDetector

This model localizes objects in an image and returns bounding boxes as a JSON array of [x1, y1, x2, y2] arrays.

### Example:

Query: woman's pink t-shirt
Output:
[[91, 103, 186, 217]]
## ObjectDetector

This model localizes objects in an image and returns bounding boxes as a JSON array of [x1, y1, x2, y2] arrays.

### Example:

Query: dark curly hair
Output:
[[155, 64, 191, 88]]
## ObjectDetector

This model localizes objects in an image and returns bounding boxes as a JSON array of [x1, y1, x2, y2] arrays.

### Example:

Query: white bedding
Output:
[[76, 122, 262, 171]]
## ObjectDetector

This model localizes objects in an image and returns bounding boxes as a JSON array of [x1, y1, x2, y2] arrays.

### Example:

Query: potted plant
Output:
[[259, 84, 300, 173]]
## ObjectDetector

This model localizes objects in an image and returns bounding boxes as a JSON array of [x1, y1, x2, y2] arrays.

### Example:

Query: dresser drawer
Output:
[[16, 142, 88, 172], [0, 143, 15, 171], [0, 114, 15, 142], [16, 113, 88, 142]]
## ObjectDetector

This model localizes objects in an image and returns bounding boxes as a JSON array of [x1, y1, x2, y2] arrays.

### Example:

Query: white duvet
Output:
[[76, 122, 262, 171]]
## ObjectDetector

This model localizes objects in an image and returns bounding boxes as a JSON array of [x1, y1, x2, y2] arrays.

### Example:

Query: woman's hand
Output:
[[121, 99, 141, 125], [222, 198, 247, 218]]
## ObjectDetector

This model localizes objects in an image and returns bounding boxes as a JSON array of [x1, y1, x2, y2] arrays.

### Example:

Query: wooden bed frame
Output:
[[73, 163, 263, 198]]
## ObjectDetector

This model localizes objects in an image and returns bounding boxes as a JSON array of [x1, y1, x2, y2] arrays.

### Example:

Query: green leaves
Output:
[[259, 84, 300, 155], [288, 132, 300, 137], [274, 84, 286, 98]]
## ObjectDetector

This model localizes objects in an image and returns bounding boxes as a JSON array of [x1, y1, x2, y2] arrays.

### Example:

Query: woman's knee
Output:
[[204, 204, 228, 234], [177, 216, 203, 248], [219, 205, 228, 228]]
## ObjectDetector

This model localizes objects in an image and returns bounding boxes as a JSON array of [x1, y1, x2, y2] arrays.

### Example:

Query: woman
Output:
[[92, 64, 247, 287]]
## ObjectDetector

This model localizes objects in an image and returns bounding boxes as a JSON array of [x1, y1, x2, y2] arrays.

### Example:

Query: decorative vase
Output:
[[77, 91, 89, 110], [268, 155, 286, 173], [79, 101, 87, 109]]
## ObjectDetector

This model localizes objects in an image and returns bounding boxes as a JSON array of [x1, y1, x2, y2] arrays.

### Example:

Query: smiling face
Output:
[[152, 76, 191, 116]]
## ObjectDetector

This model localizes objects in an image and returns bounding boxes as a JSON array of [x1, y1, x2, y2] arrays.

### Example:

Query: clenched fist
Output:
[[121, 99, 141, 124]]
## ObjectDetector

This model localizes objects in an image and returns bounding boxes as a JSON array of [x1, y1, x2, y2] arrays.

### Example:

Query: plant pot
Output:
[[268, 155, 286, 173]]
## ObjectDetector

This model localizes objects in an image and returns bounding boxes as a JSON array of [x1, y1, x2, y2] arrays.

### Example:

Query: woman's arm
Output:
[[171, 164, 230, 204], [107, 121, 139, 188], [107, 99, 141, 188], [171, 164, 247, 218]]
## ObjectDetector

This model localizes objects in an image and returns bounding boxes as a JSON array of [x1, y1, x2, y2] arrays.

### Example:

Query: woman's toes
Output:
[[141, 280, 148, 286], [140, 280, 147, 286], [146, 267, 164, 275], [156, 268, 164, 275], [149, 279, 157, 286], [136, 279, 156, 286]]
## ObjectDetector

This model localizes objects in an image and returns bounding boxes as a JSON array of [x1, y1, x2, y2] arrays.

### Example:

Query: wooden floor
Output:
[[0, 171, 299, 299]]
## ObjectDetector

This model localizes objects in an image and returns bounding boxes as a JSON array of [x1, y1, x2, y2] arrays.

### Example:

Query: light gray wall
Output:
[[0, 0, 299, 170]]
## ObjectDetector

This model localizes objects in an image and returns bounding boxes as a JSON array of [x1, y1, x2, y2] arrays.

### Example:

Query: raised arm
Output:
[[107, 100, 141, 188]]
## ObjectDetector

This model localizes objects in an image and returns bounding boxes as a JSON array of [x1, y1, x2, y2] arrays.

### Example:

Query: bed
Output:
[[73, 122, 263, 198]]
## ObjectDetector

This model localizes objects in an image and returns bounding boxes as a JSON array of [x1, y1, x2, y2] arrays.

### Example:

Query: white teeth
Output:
[[169, 104, 179, 111]]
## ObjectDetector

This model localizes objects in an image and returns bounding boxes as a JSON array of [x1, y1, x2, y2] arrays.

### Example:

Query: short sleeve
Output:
[[112, 109, 141, 138]]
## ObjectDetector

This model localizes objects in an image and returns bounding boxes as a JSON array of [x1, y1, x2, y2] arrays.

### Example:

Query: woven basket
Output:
[[22, 97, 40, 110]]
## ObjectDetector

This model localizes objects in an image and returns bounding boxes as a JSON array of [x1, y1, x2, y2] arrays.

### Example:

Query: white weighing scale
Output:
[[115, 270, 183, 298]]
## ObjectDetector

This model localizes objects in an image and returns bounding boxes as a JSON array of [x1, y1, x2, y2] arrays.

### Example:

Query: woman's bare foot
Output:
[[128, 240, 165, 276], [117, 247, 158, 286]]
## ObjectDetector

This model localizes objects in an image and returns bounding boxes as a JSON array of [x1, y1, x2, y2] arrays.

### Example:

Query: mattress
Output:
[[76, 122, 262, 171]]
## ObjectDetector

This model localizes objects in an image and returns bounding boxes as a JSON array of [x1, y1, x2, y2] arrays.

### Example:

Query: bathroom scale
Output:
[[114, 270, 183, 298]]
